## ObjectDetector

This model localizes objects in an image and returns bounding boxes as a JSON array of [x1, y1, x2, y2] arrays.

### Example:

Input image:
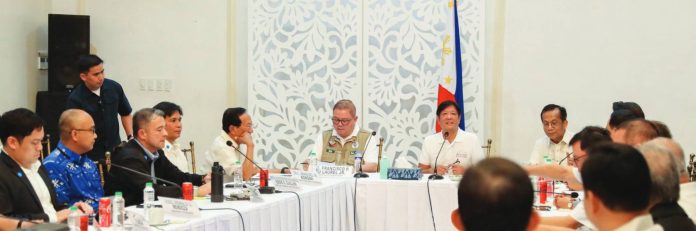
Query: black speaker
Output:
[[48, 14, 90, 92], [35, 91, 69, 152]]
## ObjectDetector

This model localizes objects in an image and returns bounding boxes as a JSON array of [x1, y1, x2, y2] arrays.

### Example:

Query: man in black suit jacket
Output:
[[0, 108, 92, 222], [104, 108, 211, 206]]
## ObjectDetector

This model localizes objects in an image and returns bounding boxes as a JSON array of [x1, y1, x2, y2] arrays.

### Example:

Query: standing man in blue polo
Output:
[[67, 54, 133, 161]]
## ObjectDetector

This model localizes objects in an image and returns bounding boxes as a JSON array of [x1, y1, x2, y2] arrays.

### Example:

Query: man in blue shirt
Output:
[[43, 109, 103, 211], [66, 54, 132, 161]]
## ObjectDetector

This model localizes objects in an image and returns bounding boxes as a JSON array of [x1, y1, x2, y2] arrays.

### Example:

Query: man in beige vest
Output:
[[310, 99, 378, 172]]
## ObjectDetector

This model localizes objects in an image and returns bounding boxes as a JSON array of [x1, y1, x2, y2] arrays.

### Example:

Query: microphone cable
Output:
[[199, 208, 245, 231], [278, 191, 303, 231], [353, 177, 358, 231], [426, 177, 437, 231]]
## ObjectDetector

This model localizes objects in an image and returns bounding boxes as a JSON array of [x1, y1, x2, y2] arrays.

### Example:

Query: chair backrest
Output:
[[40, 134, 52, 161], [481, 138, 493, 158], [182, 141, 196, 174]]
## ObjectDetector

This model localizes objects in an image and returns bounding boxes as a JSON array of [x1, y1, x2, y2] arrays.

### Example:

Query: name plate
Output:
[[387, 168, 422, 180], [159, 197, 201, 218], [316, 165, 354, 177], [291, 170, 322, 185], [126, 210, 148, 230], [271, 176, 302, 191]]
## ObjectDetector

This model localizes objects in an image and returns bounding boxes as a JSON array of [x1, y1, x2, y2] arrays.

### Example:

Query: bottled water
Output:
[[308, 151, 318, 173], [112, 191, 125, 229], [143, 182, 155, 221], [234, 160, 242, 188], [68, 206, 80, 231]]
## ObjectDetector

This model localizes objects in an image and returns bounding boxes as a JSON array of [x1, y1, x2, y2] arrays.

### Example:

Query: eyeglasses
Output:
[[332, 117, 353, 125], [74, 128, 96, 134], [572, 153, 587, 162]]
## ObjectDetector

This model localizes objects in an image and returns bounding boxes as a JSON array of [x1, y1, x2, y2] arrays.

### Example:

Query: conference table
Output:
[[128, 173, 461, 231]]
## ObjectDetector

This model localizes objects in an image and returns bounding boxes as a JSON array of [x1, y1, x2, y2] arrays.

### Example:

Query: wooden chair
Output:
[[181, 141, 196, 174], [481, 138, 493, 158], [40, 134, 52, 161], [93, 151, 111, 186]]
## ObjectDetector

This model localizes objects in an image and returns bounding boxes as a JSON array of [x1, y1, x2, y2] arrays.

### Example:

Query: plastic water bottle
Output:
[[143, 182, 155, 220], [379, 156, 391, 179], [68, 206, 80, 231], [354, 155, 363, 173], [308, 151, 318, 173], [234, 160, 242, 188], [112, 191, 125, 229]]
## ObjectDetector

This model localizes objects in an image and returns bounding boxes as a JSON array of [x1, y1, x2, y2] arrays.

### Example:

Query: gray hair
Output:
[[638, 140, 681, 203], [132, 108, 165, 135]]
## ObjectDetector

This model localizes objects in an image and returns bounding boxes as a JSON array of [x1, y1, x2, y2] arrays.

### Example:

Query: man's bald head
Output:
[[59, 109, 92, 139], [58, 109, 96, 154]]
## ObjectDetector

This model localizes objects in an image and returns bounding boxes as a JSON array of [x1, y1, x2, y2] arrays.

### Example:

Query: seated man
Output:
[[43, 109, 103, 212], [451, 157, 542, 231], [0, 108, 92, 222], [612, 119, 658, 146], [606, 101, 644, 137], [639, 138, 696, 230], [419, 100, 483, 175], [104, 108, 210, 206], [526, 126, 611, 229], [200, 107, 259, 181], [526, 126, 611, 190], [153, 101, 191, 173], [310, 99, 379, 172], [529, 104, 573, 165], [581, 143, 661, 231]]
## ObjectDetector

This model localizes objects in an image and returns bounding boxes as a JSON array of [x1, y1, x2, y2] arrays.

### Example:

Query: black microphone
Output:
[[354, 131, 376, 178], [534, 190, 579, 198], [98, 160, 182, 197], [428, 131, 449, 180], [558, 152, 572, 165], [225, 141, 275, 194]]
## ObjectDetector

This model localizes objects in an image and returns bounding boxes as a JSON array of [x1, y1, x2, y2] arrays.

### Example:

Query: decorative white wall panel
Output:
[[248, 0, 484, 168]]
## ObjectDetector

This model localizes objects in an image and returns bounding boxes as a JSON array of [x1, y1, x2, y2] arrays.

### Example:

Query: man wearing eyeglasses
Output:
[[43, 109, 103, 212], [526, 126, 611, 230], [310, 99, 378, 172], [529, 104, 573, 165]]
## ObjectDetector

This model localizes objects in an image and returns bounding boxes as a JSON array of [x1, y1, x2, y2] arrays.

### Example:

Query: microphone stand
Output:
[[354, 131, 376, 178], [100, 160, 183, 196], [226, 141, 275, 194], [428, 132, 450, 180]]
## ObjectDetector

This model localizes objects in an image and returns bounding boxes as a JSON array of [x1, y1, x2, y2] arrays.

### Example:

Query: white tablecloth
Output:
[[142, 173, 568, 231], [158, 176, 354, 231], [354, 174, 459, 231]]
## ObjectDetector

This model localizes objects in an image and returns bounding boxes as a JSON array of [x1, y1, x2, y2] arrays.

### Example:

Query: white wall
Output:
[[0, 0, 49, 113], [50, 0, 230, 163], [500, 0, 696, 162]]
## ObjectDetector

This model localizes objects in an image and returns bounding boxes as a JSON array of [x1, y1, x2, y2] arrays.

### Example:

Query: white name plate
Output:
[[126, 210, 148, 230], [271, 176, 302, 191], [159, 197, 201, 218], [290, 170, 322, 185], [316, 165, 354, 177]]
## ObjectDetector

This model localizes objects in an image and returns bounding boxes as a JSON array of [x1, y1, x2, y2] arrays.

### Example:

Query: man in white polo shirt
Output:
[[529, 104, 573, 165], [419, 100, 483, 175]]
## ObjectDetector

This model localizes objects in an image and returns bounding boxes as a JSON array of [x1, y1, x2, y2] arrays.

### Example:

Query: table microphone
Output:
[[558, 153, 571, 165], [354, 131, 376, 178], [98, 160, 182, 197], [225, 141, 275, 194], [428, 131, 449, 180]]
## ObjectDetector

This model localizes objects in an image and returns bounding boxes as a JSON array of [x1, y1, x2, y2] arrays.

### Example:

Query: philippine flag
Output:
[[436, 0, 465, 132]]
